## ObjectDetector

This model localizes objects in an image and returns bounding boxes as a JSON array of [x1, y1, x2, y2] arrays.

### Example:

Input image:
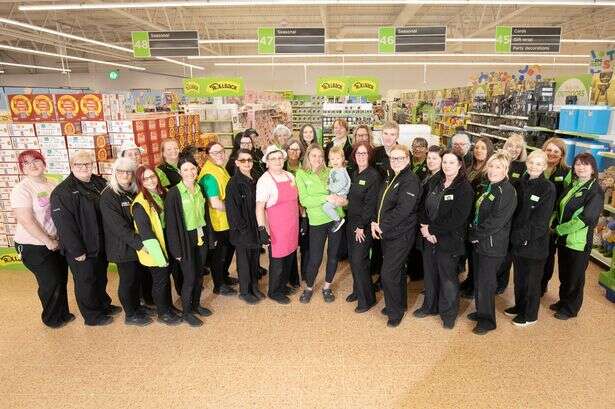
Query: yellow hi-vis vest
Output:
[[131, 193, 167, 267], [198, 160, 230, 232]]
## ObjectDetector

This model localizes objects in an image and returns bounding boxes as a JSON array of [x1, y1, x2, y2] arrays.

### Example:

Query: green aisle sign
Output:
[[495, 26, 512, 53], [258, 27, 275, 54], [132, 31, 151, 58], [378, 26, 395, 54]]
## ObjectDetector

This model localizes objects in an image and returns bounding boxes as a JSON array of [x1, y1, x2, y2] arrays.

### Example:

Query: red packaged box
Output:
[[135, 132, 148, 146], [150, 141, 160, 154], [32, 94, 57, 122], [8, 94, 34, 122], [55, 94, 81, 121], [149, 130, 159, 142], [159, 128, 169, 139], [167, 117, 175, 129], [147, 119, 158, 131], [178, 115, 186, 126], [158, 118, 167, 129], [133, 120, 146, 132]]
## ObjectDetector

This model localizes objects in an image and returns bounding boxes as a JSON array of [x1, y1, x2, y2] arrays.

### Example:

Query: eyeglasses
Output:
[[453, 142, 468, 147], [209, 150, 225, 156], [390, 156, 407, 162], [116, 169, 132, 175], [22, 159, 43, 167], [143, 174, 158, 181], [355, 152, 368, 156], [237, 158, 253, 163], [288, 148, 301, 152], [73, 162, 93, 169]]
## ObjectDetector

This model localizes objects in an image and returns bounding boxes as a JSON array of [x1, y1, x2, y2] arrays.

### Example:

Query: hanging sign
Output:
[[258, 27, 325, 54], [589, 49, 615, 74], [183, 77, 245, 97], [496, 26, 561, 53], [379, 26, 446, 53], [132, 30, 200, 57], [8, 94, 33, 122], [316, 77, 379, 97], [347, 77, 379, 97]]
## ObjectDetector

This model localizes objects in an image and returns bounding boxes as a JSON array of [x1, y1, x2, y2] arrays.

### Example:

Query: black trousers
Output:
[[169, 257, 183, 297], [116, 261, 142, 317], [460, 241, 475, 293], [269, 251, 295, 298], [149, 265, 172, 315], [556, 246, 590, 317], [139, 264, 154, 305], [211, 230, 235, 288], [541, 234, 558, 295], [67, 253, 111, 325], [421, 243, 460, 325], [236, 246, 260, 296], [289, 222, 310, 286], [17, 244, 70, 327], [369, 239, 383, 276], [305, 222, 343, 288], [496, 252, 513, 291], [406, 247, 424, 281], [512, 255, 546, 322], [178, 231, 207, 314], [347, 223, 376, 309], [472, 248, 504, 330], [381, 231, 414, 321]]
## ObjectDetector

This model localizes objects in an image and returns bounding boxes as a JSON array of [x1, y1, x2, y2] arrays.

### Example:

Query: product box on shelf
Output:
[[61, 121, 82, 136], [0, 162, 20, 175], [97, 160, 114, 175], [133, 120, 147, 133], [108, 133, 135, 146], [0, 175, 20, 188], [9, 123, 36, 137], [34, 122, 62, 136], [8, 94, 34, 122], [147, 119, 158, 131], [559, 106, 579, 132], [0, 137, 12, 150], [107, 120, 134, 134], [66, 135, 96, 149], [10, 137, 39, 150], [81, 121, 108, 135], [0, 187, 12, 200], [31, 94, 57, 122], [0, 150, 19, 163], [94, 135, 113, 162], [0, 123, 9, 137], [3, 223, 16, 235], [38, 136, 67, 150]]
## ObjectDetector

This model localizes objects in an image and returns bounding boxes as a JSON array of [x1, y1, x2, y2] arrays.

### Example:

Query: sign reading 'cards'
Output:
[[496, 26, 561, 53], [183, 77, 245, 97]]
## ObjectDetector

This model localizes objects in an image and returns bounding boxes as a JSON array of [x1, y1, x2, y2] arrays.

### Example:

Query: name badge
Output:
[[555, 176, 564, 182], [359, 180, 366, 186], [488, 194, 495, 201], [444, 194, 454, 201], [530, 195, 540, 202], [121, 201, 130, 207], [512, 172, 520, 178]]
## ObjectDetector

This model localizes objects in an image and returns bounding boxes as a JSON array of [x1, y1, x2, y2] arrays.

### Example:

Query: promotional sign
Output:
[[589, 49, 615, 74], [496, 26, 561, 53], [55, 93, 80, 121], [79, 93, 104, 121], [183, 77, 245, 97], [8, 94, 33, 122], [379, 26, 446, 53], [31, 94, 56, 121], [132, 30, 200, 57], [554, 74, 592, 107], [316, 77, 379, 97], [258, 27, 325, 54]]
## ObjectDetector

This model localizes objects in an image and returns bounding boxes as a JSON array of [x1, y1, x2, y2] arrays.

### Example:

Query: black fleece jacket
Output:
[[347, 166, 382, 231], [100, 186, 143, 263], [225, 171, 259, 249]]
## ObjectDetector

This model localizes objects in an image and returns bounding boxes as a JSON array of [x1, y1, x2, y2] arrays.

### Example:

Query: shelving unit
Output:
[[591, 249, 612, 269], [524, 125, 555, 133], [598, 151, 615, 160], [467, 121, 500, 131], [604, 203, 615, 214], [321, 103, 373, 146], [481, 132, 507, 142]]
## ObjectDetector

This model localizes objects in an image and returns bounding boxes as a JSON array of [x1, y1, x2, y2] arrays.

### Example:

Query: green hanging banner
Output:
[[183, 77, 245, 97], [316, 76, 379, 97]]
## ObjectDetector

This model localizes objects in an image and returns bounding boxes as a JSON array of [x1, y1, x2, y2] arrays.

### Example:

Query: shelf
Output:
[[468, 112, 528, 120], [604, 204, 615, 214], [437, 113, 467, 118], [524, 126, 556, 133], [481, 132, 507, 142], [591, 248, 611, 269], [469, 111, 498, 118], [500, 124, 526, 132], [598, 151, 615, 159], [467, 121, 501, 130], [554, 129, 603, 140], [466, 131, 481, 137], [501, 114, 529, 120]]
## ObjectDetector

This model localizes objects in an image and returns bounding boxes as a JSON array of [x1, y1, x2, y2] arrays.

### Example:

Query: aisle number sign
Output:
[[132, 31, 200, 57], [183, 77, 245, 97], [379, 26, 446, 53], [496, 26, 561, 53], [258, 27, 325, 54]]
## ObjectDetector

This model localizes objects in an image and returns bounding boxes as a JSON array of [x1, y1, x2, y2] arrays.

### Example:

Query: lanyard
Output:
[[558, 179, 592, 224], [473, 183, 492, 225]]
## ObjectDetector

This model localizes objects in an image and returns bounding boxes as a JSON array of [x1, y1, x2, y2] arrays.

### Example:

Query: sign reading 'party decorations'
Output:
[[316, 77, 379, 97], [183, 77, 245, 97]]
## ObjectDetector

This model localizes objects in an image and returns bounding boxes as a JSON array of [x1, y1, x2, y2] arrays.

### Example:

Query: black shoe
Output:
[[504, 306, 519, 317], [137, 305, 156, 317], [170, 305, 183, 317], [183, 313, 203, 327], [331, 218, 345, 233], [282, 286, 297, 296], [224, 276, 239, 286], [252, 287, 267, 300], [125, 315, 152, 327], [290, 282, 301, 289], [213, 284, 237, 296], [322, 288, 335, 303], [387, 316, 403, 328], [346, 293, 358, 302], [512, 315, 536, 327], [443, 321, 455, 329], [270, 294, 291, 305], [381, 307, 389, 316], [158, 313, 182, 326], [472, 325, 492, 335], [554, 312, 571, 321], [63, 313, 76, 323], [195, 305, 213, 317], [203, 267, 211, 276], [413, 308, 436, 318], [239, 294, 260, 305], [549, 302, 560, 311], [299, 289, 313, 304], [105, 305, 122, 316], [86, 315, 113, 327], [467, 312, 479, 321], [355, 303, 375, 314], [46, 320, 68, 329]]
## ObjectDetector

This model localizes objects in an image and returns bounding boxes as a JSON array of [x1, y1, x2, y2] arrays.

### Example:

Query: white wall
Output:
[[0, 64, 588, 95]]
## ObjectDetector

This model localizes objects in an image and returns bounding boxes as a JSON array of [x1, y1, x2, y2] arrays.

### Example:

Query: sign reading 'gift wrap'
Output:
[[183, 77, 245, 97]]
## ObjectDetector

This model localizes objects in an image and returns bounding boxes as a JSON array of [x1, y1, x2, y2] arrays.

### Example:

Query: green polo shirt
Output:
[[199, 174, 220, 198], [177, 181, 206, 230]]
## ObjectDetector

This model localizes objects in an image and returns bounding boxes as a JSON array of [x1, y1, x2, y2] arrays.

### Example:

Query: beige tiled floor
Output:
[[0, 257, 614, 409]]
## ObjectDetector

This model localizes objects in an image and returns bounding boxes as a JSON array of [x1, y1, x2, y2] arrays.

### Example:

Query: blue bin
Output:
[[562, 138, 576, 166], [578, 106, 612, 135], [573, 140, 609, 170], [559, 106, 580, 131]]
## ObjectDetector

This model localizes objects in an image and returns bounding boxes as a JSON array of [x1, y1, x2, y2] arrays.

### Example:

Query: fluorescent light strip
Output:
[[0, 61, 71, 72], [0, 70, 5, 74], [190, 52, 587, 60], [215, 61, 587, 67], [0, 44, 146, 70], [18, 1, 615, 12], [0, 17, 204, 70]]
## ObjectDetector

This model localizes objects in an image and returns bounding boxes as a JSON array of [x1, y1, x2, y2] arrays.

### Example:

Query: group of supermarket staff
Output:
[[11, 119, 603, 333]]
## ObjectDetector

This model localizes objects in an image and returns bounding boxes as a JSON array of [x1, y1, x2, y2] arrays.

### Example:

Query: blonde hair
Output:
[[302, 144, 326, 174], [486, 150, 511, 175], [328, 145, 347, 166], [526, 149, 548, 165], [390, 144, 410, 158], [353, 124, 372, 143], [333, 118, 348, 132], [542, 137, 568, 168], [69, 150, 95, 167], [382, 120, 400, 134], [504, 133, 528, 162]]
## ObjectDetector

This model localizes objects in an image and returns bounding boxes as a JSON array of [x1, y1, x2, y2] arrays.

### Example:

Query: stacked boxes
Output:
[[103, 94, 128, 121], [36, 123, 70, 176]]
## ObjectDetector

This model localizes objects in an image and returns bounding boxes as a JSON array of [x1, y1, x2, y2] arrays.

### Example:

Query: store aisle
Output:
[[0, 258, 613, 409]]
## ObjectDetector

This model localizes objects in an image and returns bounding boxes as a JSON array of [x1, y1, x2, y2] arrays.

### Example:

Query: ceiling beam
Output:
[[393, 4, 422, 26]]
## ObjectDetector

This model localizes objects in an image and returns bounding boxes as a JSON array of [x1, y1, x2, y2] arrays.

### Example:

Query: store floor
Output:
[[1, 257, 613, 409]]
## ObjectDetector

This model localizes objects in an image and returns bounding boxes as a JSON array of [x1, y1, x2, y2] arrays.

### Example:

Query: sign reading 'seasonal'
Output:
[[258, 27, 325, 54], [132, 31, 200, 58], [379, 26, 446, 53]]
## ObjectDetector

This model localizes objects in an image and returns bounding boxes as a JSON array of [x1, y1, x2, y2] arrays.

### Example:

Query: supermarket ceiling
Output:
[[1, 0, 615, 75]]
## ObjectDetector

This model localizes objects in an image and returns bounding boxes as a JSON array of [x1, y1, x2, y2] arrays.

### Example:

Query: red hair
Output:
[[135, 165, 167, 214], [17, 150, 46, 173]]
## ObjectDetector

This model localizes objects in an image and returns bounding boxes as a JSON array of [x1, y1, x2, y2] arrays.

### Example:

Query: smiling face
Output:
[[389, 148, 409, 173], [71, 159, 94, 182], [115, 167, 133, 189], [329, 151, 344, 169], [124, 148, 142, 165], [302, 127, 315, 144], [526, 154, 547, 179], [452, 137, 470, 156], [382, 127, 398, 148], [543, 142, 563, 167], [354, 145, 369, 169], [487, 158, 507, 183], [505, 140, 523, 161], [308, 148, 324, 170], [474, 140, 488, 162], [354, 128, 370, 144], [142, 168, 159, 191], [162, 140, 179, 164], [426, 151, 442, 173], [441, 153, 461, 179], [574, 159, 593, 180], [21, 155, 46, 178], [239, 137, 253, 151], [266, 151, 285, 172], [208, 144, 226, 166], [333, 121, 347, 140], [180, 161, 198, 186], [287, 142, 302, 161], [411, 140, 428, 162]]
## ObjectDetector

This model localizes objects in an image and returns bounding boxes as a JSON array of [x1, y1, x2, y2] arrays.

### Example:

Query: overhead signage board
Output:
[[183, 77, 245, 98], [258, 27, 325, 54], [496, 26, 561, 54], [379, 26, 446, 53], [132, 30, 200, 58], [316, 77, 379, 97]]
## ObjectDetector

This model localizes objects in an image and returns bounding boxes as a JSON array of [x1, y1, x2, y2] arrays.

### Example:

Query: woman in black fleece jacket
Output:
[[414, 151, 473, 329], [467, 151, 517, 335]]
